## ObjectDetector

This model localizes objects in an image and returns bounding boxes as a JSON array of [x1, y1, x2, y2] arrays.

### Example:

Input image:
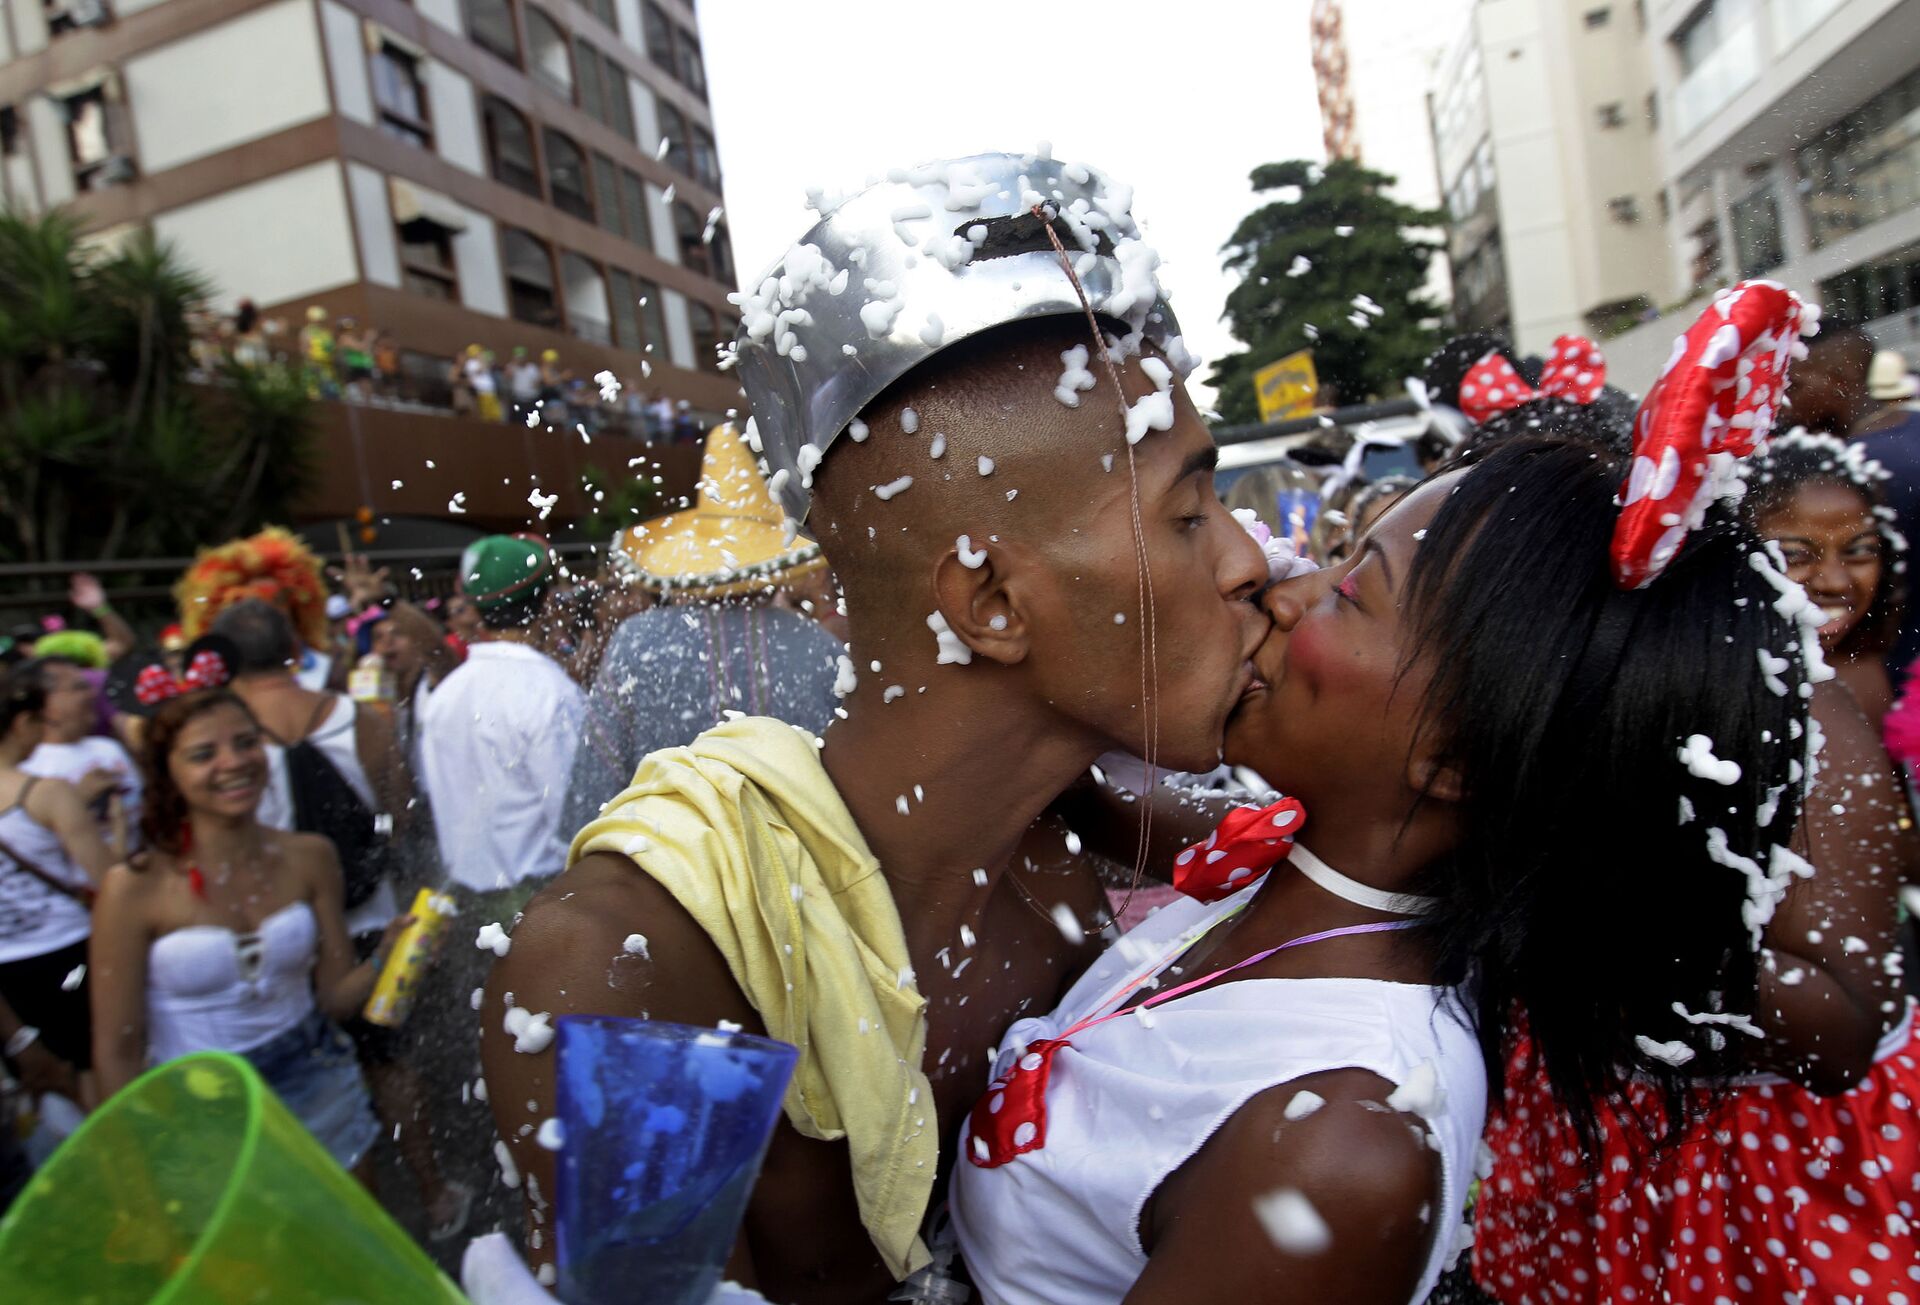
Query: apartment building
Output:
[[0, 0, 741, 415], [1428, 0, 1669, 353], [1606, 0, 1920, 386]]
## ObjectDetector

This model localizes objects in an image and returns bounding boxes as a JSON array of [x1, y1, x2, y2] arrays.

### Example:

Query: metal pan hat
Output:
[[731, 150, 1193, 524]]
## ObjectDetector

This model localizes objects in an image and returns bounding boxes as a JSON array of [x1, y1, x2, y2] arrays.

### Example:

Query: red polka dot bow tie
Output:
[[1459, 335, 1608, 426], [1611, 280, 1817, 590], [134, 649, 230, 706], [1172, 796, 1308, 903]]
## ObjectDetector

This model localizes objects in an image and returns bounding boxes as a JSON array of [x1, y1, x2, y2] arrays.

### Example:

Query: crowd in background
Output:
[[189, 299, 714, 442]]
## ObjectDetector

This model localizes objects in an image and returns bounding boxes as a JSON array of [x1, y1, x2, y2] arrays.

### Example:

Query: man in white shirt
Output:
[[420, 534, 584, 898], [22, 655, 140, 850]]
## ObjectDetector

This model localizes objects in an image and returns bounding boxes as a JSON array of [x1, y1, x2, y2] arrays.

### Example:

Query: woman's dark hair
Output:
[[0, 660, 50, 735], [1743, 429, 1904, 659], [139, 689, 258, 855], [1403, 436, 1812, 1155]]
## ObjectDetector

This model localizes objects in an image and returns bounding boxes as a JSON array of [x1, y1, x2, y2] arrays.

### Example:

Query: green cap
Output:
[[458, 534, 554, 610]]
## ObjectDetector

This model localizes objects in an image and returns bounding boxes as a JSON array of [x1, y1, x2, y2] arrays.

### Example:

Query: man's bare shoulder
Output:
[[500, 851, 762, 1031]]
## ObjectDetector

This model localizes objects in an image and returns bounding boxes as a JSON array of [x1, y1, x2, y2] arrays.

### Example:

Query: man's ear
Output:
[[1406, 754, 1465, 805], [931, 537, 1030, 667]]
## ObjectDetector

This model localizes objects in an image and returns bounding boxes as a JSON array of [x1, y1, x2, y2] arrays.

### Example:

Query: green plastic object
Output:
[[0, 1051, 468, 1304]]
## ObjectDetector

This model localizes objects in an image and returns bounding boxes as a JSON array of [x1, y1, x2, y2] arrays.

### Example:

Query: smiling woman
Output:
[[1745, 429, 1905, 726], [86, 673, 402, 1177]]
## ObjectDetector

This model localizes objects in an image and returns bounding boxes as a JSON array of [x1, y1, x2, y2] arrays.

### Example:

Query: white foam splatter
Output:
[[1054, 344, 1097, 408], [873, 476, 914, 501], [900, 407, 920, 435], [1254, 1188, 1331, 1255], [1678, 734, 1741, 785], [929, 610, 973, 665], [977, 456, 995, 476], [1283, 1090, 1325, 1121], [833, 655, 858, 699], [62, 964, 85, 992], [1051, 902, 1085, 945], [1385, 1061, 1445, 1116], [536, 1117, 566, 1151], [623, 933, 650, 958], [476, 923, 511, 957], [956, 535, 988, 569], [1635, 1035, 1696, 1067], [494, 1139, 521, 1188]]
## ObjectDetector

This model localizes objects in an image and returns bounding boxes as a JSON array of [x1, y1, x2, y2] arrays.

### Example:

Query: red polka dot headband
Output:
[[134, 649, 231, 706], [1459, 334, 1608, 425], [1611, 280, 1818, 590]]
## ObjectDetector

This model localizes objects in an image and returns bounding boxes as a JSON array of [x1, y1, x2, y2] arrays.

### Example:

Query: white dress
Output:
[[951, 880, 1487, 1305]]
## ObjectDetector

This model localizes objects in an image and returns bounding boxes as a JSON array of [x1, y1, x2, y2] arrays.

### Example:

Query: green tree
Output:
[[1209, 159, 1445, 424], [575, 462, 663, 543], [0, 209, 314, 565]]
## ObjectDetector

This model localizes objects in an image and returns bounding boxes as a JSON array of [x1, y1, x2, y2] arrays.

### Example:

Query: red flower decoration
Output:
[[133, 649, 231, 706], [1611, 281, 1815, 590], [1171, 797, 1307, 903], [1459, 335, 1608, 425]]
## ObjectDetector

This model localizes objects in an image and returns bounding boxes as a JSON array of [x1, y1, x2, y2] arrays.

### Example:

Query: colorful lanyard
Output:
[[1059, 915, 1420, 1043]]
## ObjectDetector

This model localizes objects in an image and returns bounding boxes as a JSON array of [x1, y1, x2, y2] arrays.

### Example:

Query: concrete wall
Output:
[[152, 160, 358, 311], [346, 161, 399, 288], [426, 59, 486, 175], [320, 0, 375, 126], [124, 0, 330, 173]]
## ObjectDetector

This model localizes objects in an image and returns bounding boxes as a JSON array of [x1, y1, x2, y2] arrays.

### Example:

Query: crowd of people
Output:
[[191, 299, 714, 442], [4, 149, 1920, 1305]]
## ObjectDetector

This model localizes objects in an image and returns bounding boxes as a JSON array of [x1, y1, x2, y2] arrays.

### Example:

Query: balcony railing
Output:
[[1673, 16, 1762, 139]]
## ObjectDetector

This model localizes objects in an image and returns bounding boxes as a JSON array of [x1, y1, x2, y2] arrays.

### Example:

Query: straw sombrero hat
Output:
[[614, 424, 826, 599]]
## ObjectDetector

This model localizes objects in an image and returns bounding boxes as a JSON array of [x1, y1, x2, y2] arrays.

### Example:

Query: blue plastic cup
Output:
[[553, 1016, 798, 1305]]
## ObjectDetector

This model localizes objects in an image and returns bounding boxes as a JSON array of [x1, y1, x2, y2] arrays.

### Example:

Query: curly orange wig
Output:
[[174, 526, 330, 649]]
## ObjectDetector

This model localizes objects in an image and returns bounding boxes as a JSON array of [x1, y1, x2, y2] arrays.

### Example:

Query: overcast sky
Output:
[[700, 0, 1346, 405]]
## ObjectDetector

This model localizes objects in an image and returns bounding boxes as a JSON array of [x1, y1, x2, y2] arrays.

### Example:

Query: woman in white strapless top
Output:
[[89, 663, 403, 1174]]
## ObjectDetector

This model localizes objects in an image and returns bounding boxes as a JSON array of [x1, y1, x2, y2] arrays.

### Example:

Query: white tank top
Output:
[[145, 901, 319, 1063], [0, 783, 93, 964], [951, 881, 1487, 1305]]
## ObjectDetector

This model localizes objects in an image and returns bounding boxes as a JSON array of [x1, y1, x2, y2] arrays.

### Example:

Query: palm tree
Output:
[[0, 209, 315, 565]]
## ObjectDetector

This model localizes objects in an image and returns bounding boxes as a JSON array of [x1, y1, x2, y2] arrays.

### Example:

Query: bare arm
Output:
[[480, 851, 764, 1278], [88, 863, 154, 1098], [301, 835, 383, 1021], [69, 573, 136, 662], [1747, 681, 1908, 1093], [1127, 1069, 1442, 1304], [1049, 767, 1242, 887], [26, 776, 117, 883]]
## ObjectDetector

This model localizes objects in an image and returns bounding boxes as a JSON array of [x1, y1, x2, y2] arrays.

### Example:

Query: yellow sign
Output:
[[1254, 351, 1319, 423]]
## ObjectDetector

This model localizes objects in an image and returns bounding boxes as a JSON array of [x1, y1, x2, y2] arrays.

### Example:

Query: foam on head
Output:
[[730, 150, 1192, 526]]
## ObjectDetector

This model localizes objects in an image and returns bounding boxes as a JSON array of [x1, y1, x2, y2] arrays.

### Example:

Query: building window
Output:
[[574, 41, 633, 140], [1687, 218, 1723, 291], [607, 267, 642, 351], [656, 100, 689, 175], [60, 81, 131, 192], [397, 219, 458, 300], [619, 167, 652, 248], [45, 0, 110, 36], [707, 218, 734, 286], [465, 0, 521, 65], [1797, 64, 1920, 250], [562, 252, 610, 343], [482, 95, 541, 197], [688, 300, 724, 370], [544, 129, 593, 222], [592, 152, 622, 236], [674, 27, 705, 97], [371, 42, 432, 149], [502, 227, 559, 328], [636, 275, 667, 354], [1818, 240, 1920, 325], [1, 106, 18, 159], [526, 8, 572, 99], [642, 2, 674, 73], [1730, 183, 1783, 277], [1672, 0, 1760, 137], [674, 201, 710, 277], [1583, 6, 1610, 26], [690, 125, 720, 189], [1596, 101, 1625, 129], [1606, 195, 1640, 223], [580, 0, 613, 28]]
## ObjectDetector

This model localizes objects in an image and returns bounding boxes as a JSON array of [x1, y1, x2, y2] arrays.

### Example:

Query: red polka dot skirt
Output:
[[1474, 1018, 1920, 1304]]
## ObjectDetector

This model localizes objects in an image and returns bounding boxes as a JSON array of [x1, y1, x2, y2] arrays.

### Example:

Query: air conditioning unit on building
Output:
[[97, 153, 136, 185]]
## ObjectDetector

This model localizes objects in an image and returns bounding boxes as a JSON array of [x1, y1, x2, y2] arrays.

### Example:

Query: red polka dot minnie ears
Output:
[[1610, 280, 1818, 590], [1458, 334, 1608, 425], [134, 648, 231, 706]]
